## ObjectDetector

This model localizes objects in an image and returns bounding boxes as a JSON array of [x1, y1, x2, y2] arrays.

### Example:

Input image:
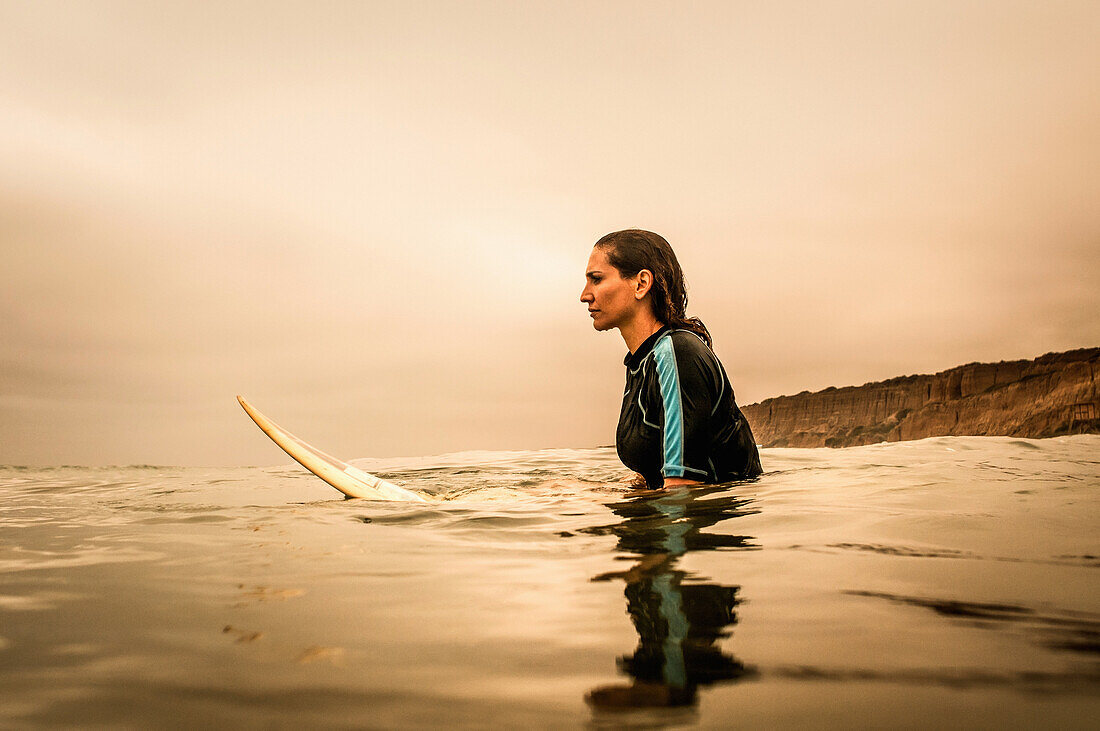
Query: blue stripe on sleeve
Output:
[[653, 335, 685, 477]]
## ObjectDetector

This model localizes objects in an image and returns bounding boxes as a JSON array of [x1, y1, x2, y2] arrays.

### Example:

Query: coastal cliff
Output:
[[742, 348, 1100, 448]]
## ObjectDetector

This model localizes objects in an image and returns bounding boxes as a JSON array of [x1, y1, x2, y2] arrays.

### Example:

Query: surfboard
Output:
[[237, 396, 428, 502]]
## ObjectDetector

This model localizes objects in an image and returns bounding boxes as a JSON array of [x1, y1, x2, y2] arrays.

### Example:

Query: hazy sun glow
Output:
[[1, 1, 1097, 465]]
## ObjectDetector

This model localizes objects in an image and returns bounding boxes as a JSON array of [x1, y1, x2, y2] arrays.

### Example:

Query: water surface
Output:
[[1, 436, 1098, 727]]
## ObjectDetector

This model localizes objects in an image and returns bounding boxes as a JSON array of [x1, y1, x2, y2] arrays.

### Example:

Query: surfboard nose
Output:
[[237, 396, 259, 420]]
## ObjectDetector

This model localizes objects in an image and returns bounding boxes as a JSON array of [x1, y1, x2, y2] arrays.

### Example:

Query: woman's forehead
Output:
[[587, 246, 612, 270]]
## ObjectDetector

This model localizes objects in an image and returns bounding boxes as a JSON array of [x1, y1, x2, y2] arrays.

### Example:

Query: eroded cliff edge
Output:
[[742, 348, 1100, 448]]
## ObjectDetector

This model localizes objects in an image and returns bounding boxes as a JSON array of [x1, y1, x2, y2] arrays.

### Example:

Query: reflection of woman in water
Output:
[[585, 486, 757, 710], [581, 229, 762, 488]]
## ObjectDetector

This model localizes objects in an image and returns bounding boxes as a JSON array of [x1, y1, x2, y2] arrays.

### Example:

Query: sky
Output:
[[1, 0, 1098, 466]]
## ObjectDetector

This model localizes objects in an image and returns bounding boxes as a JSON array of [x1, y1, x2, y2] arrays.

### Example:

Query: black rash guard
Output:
[[616, 327, 762, 488]]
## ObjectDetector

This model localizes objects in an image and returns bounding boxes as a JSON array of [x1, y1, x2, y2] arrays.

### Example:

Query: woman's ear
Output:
[[634, 269, 654, 299]]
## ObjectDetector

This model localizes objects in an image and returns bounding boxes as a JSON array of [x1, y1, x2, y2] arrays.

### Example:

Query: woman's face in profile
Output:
[[581, 247, 638, 332]]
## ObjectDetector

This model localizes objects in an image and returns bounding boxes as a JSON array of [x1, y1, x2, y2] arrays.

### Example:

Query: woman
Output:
[[581, 229, 762, 488]]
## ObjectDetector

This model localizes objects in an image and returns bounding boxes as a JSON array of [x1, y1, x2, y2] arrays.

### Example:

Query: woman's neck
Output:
[[620, 313, 665, 354]]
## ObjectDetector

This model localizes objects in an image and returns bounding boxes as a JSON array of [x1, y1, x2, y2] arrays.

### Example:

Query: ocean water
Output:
[[1, 436, 1097, 728]]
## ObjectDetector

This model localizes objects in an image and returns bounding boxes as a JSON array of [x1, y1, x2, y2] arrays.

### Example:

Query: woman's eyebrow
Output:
[[586, 269, 602, 278]]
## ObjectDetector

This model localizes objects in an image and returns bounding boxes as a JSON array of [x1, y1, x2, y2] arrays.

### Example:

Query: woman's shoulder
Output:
[[656, 329, 725, 392], [663, 328, 713, 355]]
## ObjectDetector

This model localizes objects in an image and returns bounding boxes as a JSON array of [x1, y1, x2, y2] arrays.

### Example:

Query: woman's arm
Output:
[[650, 335, 716, 484]]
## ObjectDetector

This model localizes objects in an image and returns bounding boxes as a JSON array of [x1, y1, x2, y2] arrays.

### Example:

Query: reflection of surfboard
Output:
[[237, 396, 428, 502]]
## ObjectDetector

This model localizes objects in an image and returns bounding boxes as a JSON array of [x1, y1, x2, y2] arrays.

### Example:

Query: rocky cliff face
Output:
[[742, 348, 1100, 448]]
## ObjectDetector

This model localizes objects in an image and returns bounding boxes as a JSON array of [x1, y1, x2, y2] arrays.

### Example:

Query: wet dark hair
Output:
[[594, 229, 713, 348]]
